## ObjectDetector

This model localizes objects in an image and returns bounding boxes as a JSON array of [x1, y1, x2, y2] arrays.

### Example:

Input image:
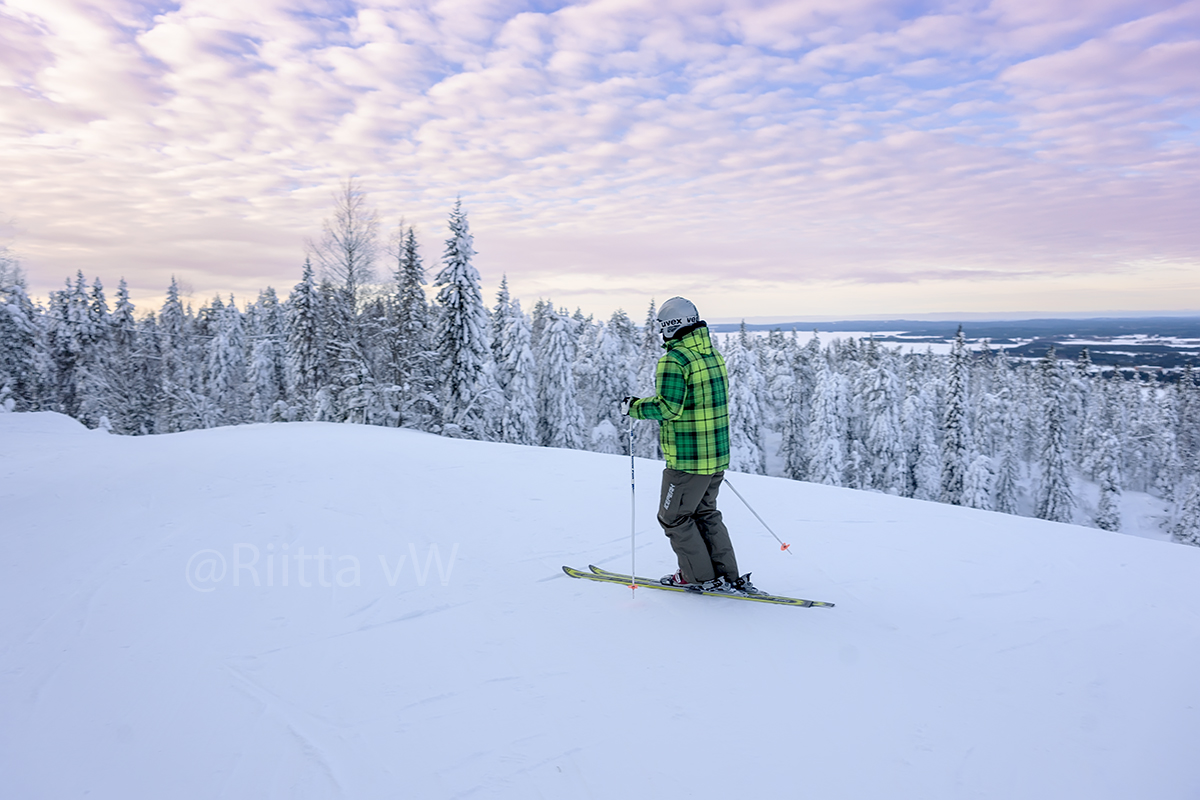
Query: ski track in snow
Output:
[[2, 412, 1199, 799]]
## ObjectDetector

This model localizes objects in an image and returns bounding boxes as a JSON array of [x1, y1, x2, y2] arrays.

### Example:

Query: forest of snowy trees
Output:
[[2, 188, 1199, 545]]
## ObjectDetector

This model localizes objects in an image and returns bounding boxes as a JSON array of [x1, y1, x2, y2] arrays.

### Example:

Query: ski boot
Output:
[[728, 573, 763, 595], [660, 570, 731, 593]]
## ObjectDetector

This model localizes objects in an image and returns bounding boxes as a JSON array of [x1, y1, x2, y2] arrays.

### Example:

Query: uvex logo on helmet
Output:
[[656, 297, 700, 338]]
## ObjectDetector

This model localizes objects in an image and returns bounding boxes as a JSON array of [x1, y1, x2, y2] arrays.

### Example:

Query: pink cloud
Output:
[[1, 0, 1197, 318]]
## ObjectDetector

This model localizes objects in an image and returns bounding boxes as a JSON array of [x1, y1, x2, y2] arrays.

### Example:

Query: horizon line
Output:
[[708, 311, 1200, 325]]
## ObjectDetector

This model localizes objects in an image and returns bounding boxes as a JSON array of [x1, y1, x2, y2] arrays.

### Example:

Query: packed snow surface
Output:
[[2, 413, 1198, 799]]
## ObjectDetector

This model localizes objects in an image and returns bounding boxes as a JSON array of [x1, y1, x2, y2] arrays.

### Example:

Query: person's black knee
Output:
[[658, 513, 692, 531]]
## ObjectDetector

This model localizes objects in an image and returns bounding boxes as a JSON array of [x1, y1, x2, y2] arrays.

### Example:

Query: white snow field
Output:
[[2, 413, 1199, 800]]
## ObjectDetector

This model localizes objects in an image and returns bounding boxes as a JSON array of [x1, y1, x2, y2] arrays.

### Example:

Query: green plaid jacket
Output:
[[630, 324, 730, 474]]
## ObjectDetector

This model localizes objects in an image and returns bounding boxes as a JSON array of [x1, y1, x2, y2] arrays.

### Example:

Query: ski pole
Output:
[[724, 478, 792, 554], [629, 418, 637, 593]]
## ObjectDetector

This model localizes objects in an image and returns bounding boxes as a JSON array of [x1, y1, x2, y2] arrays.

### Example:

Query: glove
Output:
[[619, 396, 637, 416]]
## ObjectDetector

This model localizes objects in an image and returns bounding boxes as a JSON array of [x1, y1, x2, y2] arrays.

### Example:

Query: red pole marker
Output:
[[725, 478, 795, 556]]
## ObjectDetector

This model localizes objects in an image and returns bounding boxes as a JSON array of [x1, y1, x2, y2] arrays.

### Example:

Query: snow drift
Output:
[[1, 413, 1198, 799]]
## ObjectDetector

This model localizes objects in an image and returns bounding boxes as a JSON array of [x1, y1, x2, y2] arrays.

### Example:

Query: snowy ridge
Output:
[[2, 413, 1198, 799]]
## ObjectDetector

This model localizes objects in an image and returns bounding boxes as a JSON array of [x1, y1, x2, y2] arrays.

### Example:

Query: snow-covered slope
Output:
[[2, 413, 1198, 799]]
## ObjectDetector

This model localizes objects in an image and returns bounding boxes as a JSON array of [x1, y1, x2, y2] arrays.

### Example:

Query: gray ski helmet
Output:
[[657, 297, 700, 339]]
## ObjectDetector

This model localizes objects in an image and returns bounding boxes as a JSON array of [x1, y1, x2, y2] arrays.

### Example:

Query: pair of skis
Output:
[[562, 565, 834, 608]]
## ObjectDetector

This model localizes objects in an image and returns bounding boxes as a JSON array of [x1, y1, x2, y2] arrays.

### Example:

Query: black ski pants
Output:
[[658, 468, 739, 584]]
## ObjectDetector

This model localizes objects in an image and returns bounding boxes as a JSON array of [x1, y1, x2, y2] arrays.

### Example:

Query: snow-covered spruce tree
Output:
[[1094, 373, 1131, 492], [497, 299, 538, 445], [433, 199, 495, 439], [121, 309, 164, 431], [571, 307, 594, 365], [1121, 375, 1158, 492], [0, 246, 20, 286], [1171, 479, 1200, 546], [837, 338, 866, 489], [573, 315, 619, 455], [0, 269, 48, 412], [308, 282, 343, 423], [168, 294, 221, 430], [1069, 348, 1094, 466], [982, 348, 1014, 454], [902, 352, 941, 501], [1175, 365, 1199, 473], [807, 350, 846, 486], [726, 325, 766, 474], [760, 329, 794, 433], [286, 258, 324, 418], [1035, 349, 1076, 523], [993, 429, 1022, 515], [536, 309, 584, 449], [206, 295, 247, 425], [779, 331, 820, 481], [971, 338, 994, 394], [98, 279, 147, 434], [394, 227, 429, 340], [940, 326, 971, 505], [491, 276, 515, 394], [132, 310, 165, 434], [529, 298, 551, 353], [779, 378, 808, 481], [590, 419, 622, 454], [993, 386, 1022, 513], [632, 299, 661, 459], [390, 227, 439, 431], [1075, 372, 1111, 480], [962, 454, 994, 510], [248, 287, 288, 422], [339, 292, 398, 428], [1017, 359, 1044, 464], [46, 272, 93, 418], [314, 281, 359, 422], [75, 277, 113, 428], [1153, 386, 1184, 502], [607, 307, 639, 349], [158, 278, 202, 431], [587, 316, 638, 450], [1094, 430, 1122, 532], [109, 277, 136, 355], [862, 347, 904, 494], [570, 314, 603, 435], [637, 299, 660, 383], [974, 388, 1005, 462]]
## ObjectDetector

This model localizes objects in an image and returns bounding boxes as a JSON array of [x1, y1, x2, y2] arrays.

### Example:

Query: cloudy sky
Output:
[[2, 0, 1198, 320]]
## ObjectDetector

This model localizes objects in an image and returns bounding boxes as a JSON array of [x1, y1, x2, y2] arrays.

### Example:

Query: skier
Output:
[[621, 297, 760, 594]]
